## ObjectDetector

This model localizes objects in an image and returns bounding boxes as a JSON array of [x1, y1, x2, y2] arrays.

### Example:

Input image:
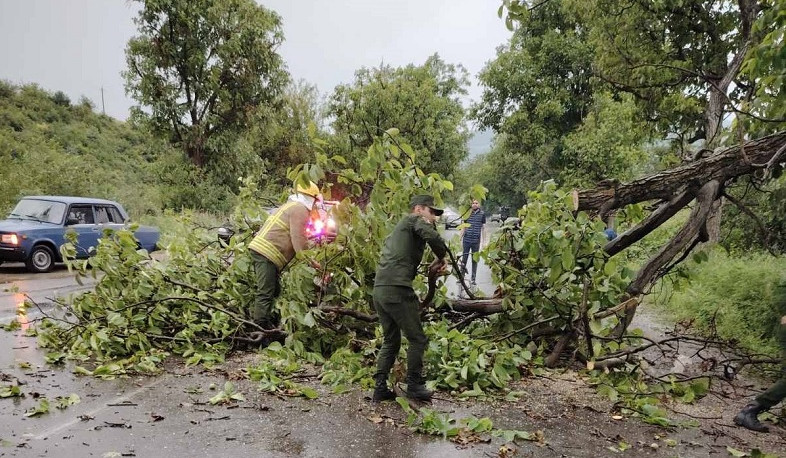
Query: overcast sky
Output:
[[0, 0, 512, 121]]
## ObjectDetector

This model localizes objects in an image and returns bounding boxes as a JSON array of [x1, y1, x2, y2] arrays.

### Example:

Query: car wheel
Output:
[[26, 245, 55, 273]]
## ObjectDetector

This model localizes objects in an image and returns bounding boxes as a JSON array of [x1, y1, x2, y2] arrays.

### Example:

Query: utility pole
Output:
[[101, 87, 106, 115]]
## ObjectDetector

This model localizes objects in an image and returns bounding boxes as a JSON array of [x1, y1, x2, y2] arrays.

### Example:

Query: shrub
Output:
[[656, 248, 786, 356]]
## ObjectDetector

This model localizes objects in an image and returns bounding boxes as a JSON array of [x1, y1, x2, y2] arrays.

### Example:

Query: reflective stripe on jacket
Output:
[[248, 201, 310, 270]]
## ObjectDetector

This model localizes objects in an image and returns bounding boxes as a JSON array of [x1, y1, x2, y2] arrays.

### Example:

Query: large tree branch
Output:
[[626, 180, 721, 296], [576, 131, 786, 212], [603, 188, 696, 256]]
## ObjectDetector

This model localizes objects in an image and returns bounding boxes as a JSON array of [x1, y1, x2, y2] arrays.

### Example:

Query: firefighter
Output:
[[248, 182, 322, 328]]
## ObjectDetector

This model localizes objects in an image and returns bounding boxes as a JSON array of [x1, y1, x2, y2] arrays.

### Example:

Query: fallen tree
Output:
[[15, 132, 784, 423], [446, 131, 786, 323], [575, 130, 786, 334]]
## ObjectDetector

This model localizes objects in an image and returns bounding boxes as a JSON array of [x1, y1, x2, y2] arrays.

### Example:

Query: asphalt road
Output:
[[0, 263, 98, 324], [0, 228, 502, 458]]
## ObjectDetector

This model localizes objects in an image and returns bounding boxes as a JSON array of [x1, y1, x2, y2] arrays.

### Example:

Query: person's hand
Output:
[[428, 258, 448, 276], [324, 228, 338, 243]]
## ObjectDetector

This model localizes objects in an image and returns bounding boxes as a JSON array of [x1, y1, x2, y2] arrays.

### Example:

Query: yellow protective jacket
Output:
[[248, 201, 310, 270]]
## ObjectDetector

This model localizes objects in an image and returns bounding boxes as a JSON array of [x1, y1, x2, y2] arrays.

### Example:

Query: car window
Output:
[[68, 205, 95, 224], [94, 205, 125, 224], [107, 206, 124, 223], [9, 199, 66, 223], [95, 206, 110, 224]]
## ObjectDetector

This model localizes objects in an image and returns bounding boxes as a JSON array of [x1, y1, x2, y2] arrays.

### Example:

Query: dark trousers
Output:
[[461, 239, 481, 282], [250, 251, 280, 326], [373, 286, 427, 382], [756, 321, 786, 408]]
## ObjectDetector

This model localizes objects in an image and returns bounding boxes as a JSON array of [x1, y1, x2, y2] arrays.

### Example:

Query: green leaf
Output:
[[727, 447, 748, 457], [396, 397, 414, 414], [0, 384, 22, 398], [25, 398, 50, 417], [44, 352, 66, 365], [299, 387, 319, 399], [55, 393, 81, 409]]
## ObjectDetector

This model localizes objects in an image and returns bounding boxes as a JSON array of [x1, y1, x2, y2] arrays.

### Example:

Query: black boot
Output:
[[405, 375, 433, 402], [372, 375, 396, 402], [734, 402, 770, 432]]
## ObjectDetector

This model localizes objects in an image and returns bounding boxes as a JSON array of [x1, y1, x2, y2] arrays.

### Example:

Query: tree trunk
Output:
[[576, 132, 786, 213]]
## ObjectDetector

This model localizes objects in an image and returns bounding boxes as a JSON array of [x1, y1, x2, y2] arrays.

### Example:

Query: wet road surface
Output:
[[0, 233, 507, 458]]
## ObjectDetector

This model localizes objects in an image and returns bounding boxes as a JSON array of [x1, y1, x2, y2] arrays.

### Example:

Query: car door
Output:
[[65, 204, 101, 258]]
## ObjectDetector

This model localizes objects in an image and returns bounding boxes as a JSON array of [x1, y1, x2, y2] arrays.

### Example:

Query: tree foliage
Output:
[[563, 0, 765, 151], [328, 54, 470, 178], [28, 132, 637, 387], [124, 0, 289, 168], [248, 80, 328, 185], [469, 0, 654, 206], [741, 0, 786, 134]]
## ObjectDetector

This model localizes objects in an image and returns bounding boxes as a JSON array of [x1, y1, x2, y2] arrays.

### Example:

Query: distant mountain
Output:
[[466, 129, 494, 159]]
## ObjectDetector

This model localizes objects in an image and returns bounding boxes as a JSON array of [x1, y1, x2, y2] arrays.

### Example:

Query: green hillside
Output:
[[0, 81, 186, 217]]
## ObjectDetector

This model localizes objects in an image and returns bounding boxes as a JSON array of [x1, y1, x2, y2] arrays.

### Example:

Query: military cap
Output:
[[409, 194, 444, 216]]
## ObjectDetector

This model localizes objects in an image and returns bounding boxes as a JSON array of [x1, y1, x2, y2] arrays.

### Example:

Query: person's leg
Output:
[[735, 318, 786, 432], [461, 239, 471, 276], [250, 251, 280, 327], [755, 377, 786, 409], [373, 287, 401, 401], [390, 288, 431, 401], [470, 240, 480, 283], [755, 321, 786, 408], [736, 366, 784, 432]]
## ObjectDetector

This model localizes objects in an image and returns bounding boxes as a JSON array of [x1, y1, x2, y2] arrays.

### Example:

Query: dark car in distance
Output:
[[440, 207, 462, 230], [0, 196, 159, 272]]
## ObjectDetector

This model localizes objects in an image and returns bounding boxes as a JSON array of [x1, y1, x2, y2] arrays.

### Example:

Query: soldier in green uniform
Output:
[[734, 313, 786, 432], [372, 195, 448, 402]]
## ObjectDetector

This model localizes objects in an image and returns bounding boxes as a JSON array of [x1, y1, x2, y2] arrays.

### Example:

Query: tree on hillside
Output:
[[124, 0, 289, 168], [328, 54, 470, 178]]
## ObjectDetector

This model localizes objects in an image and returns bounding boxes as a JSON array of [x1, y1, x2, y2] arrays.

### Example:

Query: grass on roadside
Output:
[[654, 247, 786, 358]]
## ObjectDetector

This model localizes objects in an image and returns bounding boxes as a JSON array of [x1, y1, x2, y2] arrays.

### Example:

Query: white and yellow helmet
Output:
[[296, 181, 320, 197]]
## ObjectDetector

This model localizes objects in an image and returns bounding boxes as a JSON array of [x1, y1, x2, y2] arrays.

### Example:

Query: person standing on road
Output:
[[459, 198, 486, 285], [372, 195, 448, 403], [734, 313, 786, 432], [248, 182, 322, 329]]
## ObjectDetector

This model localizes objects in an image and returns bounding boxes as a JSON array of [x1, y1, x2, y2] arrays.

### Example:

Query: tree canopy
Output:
[[124, 0, 289, 168], [328, 54, 470, 178]]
